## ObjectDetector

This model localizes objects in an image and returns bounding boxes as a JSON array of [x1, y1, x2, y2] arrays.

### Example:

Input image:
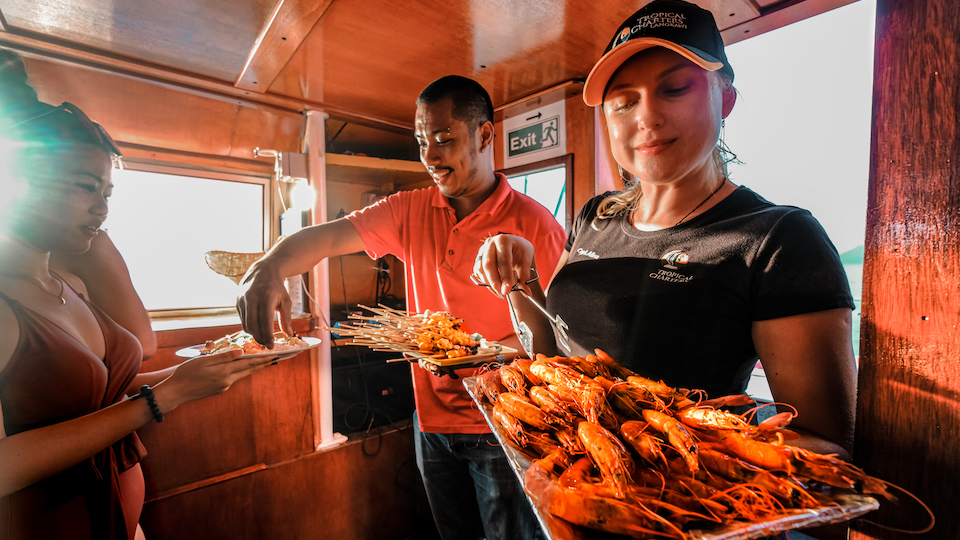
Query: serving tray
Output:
[[462, 376, 879, 540]]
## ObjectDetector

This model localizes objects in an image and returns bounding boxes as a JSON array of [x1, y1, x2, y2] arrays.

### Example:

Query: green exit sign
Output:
[[508, 115, 561, 157]]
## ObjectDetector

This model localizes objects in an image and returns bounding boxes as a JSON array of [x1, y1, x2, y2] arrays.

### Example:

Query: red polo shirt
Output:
[[346, 173, 566, 433]]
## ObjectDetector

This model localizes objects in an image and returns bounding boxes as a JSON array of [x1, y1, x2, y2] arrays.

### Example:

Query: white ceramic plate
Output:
[[175, 336, 321, 361]]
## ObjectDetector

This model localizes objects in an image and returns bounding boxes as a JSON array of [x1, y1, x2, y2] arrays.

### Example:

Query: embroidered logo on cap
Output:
[[636, 12, 687, 30], [613, 12, 689, 50]]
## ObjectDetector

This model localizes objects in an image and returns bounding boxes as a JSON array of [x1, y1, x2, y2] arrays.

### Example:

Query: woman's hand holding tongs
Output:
[[471, 234, 539, 298], [471, 234, 560, 357]]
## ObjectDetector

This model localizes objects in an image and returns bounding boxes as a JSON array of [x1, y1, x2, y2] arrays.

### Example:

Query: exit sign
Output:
[[508, 115, 560, 157], [502, 100, 566, 168]]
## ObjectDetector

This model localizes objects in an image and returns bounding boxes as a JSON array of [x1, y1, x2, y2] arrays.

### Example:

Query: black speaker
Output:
[[331, 348, 415, 435]]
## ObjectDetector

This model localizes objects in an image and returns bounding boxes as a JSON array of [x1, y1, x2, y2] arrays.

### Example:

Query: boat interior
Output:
[[1, 0, 957, 538]]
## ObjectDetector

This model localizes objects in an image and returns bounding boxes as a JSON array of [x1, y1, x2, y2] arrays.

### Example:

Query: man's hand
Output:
[[236, 260, 291, 348], [234, 218, 369, 347], [417, 358, 459, 379]]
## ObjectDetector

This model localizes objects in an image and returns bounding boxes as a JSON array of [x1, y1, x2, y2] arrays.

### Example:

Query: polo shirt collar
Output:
[[430, 172, 511, 215]]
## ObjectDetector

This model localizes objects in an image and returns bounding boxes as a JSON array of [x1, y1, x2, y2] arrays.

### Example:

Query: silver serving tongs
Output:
[[474, 271, 571, 358], [504, 291, 535, 359], [514, 288, 571, 354]]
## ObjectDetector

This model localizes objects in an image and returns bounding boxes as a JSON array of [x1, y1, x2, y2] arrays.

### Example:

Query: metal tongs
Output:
[[473, 270, 571, 358], [513, 287, 570, 355]]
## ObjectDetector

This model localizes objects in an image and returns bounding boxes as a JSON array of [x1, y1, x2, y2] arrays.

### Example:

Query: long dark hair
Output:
[[1, 49, 119, 157]]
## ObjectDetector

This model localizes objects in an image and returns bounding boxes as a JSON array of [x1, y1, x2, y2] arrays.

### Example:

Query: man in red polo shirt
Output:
[[238, 76, 565, 539]]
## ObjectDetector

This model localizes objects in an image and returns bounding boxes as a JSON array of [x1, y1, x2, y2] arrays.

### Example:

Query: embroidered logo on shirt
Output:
[[576, 248, 600, 259], [649, 249, 693, 283], [660, 249, 689, 269]]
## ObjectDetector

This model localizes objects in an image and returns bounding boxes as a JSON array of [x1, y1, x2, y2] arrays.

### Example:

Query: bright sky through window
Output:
[[723, 0, 876, 256], [106, 168, 265, 311]]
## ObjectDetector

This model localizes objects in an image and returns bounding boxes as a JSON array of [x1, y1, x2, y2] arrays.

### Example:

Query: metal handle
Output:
[[514, 288, 551, 319]]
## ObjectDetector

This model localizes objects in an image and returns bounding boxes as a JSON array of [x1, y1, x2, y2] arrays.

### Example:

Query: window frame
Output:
[[112, 156, 276, 323], [499, 153, 574, 232]]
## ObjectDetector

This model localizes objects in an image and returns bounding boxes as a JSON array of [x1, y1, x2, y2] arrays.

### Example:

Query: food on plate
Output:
[[413, 310, 480, 358], [202, 330, 306, 356], [474, 353, 911, 539], [328, 305, 493, 362]]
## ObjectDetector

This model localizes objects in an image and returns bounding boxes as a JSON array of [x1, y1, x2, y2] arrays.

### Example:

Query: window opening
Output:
[[722, 0, 876, 401], [502, 154, 573, 231], [106, 162, 268, 317]]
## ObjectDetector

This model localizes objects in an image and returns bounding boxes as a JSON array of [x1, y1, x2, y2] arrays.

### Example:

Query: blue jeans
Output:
[[414, 412, 545, 540]]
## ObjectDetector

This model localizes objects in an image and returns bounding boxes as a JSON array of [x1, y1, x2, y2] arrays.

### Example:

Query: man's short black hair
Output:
[[416, 75, 494, 131]]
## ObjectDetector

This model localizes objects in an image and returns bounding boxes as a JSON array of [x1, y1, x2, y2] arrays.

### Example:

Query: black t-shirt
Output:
[[547, 186, 854, 398]]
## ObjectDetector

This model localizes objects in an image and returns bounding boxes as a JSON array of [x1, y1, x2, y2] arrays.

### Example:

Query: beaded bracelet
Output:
[[133, 384, 164, 423]]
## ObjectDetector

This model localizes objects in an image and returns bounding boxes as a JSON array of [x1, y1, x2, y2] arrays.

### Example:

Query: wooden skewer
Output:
[[324, 305, 490, 363]]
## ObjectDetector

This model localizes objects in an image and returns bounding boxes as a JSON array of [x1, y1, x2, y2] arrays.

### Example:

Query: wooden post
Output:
[[852, 0, 959, 538], [303, 109, 347, 450]]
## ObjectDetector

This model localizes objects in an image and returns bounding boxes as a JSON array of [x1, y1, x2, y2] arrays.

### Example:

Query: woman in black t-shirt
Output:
[[471, 0, 857, 460]]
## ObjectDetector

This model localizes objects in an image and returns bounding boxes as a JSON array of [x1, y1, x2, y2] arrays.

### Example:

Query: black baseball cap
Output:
[[583, 0, 734, 106]]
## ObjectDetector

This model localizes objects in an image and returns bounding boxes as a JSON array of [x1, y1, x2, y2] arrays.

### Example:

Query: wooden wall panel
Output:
[[140, 425, 437, 540], [138, 323, 316, 496], [851, 0, 960, 538], [565, 89, 597, 217], [593, 106, 622, 197], [21, 57, 303, 160]]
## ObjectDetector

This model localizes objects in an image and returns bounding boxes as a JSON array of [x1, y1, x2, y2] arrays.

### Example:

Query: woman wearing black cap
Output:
[[0, 50, 276, 540], [473, 0, 857, 461]]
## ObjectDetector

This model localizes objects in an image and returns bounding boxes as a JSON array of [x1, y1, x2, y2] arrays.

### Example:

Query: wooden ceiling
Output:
[[0, 0, 856, 134]]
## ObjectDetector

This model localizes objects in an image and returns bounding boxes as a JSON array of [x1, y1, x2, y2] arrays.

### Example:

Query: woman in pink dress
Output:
[[0, 49, 275, 540]]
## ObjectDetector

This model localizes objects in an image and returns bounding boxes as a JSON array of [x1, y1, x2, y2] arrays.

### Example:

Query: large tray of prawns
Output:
[[464, 351, 891, 540]]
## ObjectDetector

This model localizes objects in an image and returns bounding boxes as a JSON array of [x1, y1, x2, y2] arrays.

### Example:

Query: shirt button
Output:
[[453, 228, 458, 233], [448, 250, 454, 255]]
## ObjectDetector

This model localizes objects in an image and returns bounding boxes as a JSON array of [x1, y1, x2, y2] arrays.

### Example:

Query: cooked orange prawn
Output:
[[596, 376, 652, 420], [492, 403, 528, 447], [788, 446, 895, 501], [698, 446, 820, 508], [510, 357, 543, 386], [531, 357, 595, 389], [644, 409, 700, 475], [499, 364, 526, 394], [529, 385, 575, 423], [713, 429, 795, 474], [524, 451, 687, 540], [684, 406, 798, 444], [620, 420, 668, 469], [628, 376, 695, 410], [533, 361, 612, 424], [474, 368, 505, 405], [577, 421, 634, 499], [676, 406, 754, 432], [498, 391, 560, 431], [553, 425, 585, 455], [545, 354, 611, 378], [594, 348, 637, 380], [692, 394, 756, 410]]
